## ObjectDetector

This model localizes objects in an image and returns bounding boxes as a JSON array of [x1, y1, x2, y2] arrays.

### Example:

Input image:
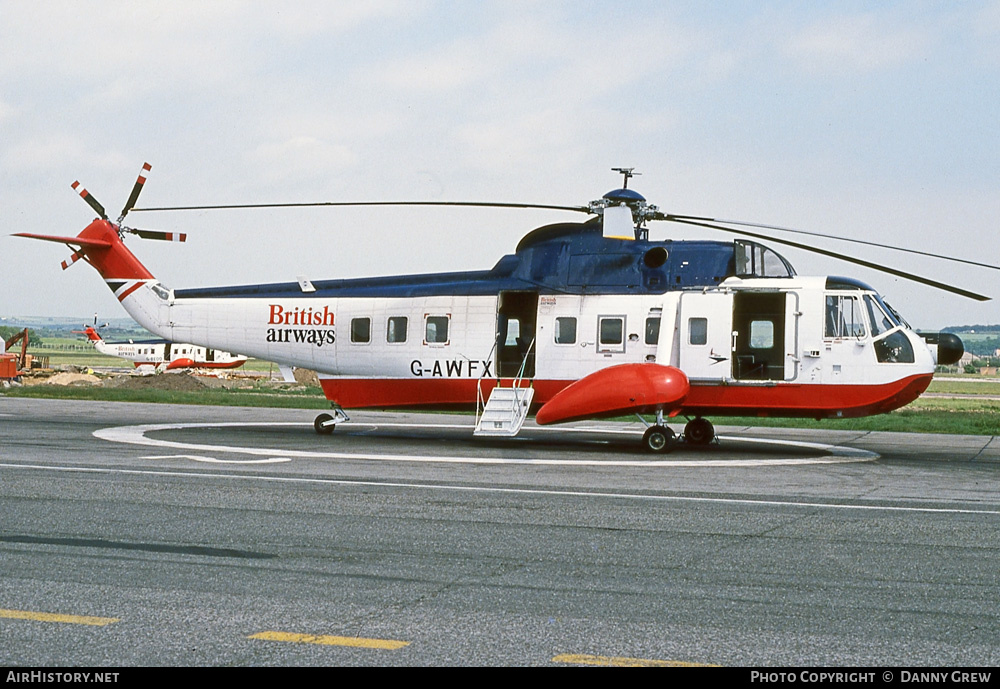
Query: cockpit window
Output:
[[825, 295, 866, 338], [874, 330, 915, 363]]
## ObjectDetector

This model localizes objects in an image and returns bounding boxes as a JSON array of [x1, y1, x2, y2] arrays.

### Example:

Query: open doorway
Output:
[[732, 292, 786, 380], [496, 291, 537, 378]]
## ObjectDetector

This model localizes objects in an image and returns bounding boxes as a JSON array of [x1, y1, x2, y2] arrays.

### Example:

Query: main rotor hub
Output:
[[588, 172, 660, 240]]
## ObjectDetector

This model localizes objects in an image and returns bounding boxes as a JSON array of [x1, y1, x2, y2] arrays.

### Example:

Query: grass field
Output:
[[25, 339, 278, 372]]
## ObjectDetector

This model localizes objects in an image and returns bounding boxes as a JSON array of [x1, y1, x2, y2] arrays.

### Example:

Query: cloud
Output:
[[247, 137, 358, 184], [784, 12, 930, 74]]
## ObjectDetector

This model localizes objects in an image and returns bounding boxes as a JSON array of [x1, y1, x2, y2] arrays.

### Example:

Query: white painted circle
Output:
[[93, 421, 879, 467]]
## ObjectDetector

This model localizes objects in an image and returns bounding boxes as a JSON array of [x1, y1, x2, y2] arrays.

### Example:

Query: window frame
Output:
[[386, 316, 408, 344], [350, 316, 372, 344], [554, 316, 577, 345], [597, 315, 626, 353], [424, 314, 451, 346]]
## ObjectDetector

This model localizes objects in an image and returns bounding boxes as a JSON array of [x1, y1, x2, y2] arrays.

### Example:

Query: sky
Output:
[[2, 0, 998, 330]]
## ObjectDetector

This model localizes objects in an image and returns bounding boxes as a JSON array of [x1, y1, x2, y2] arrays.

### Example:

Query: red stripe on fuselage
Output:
[[133, 360, 245, 369], [318, 374, 933, 420], [117, 281, 145, 302]]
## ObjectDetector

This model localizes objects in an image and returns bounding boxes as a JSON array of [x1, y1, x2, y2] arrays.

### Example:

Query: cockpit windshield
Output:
[[864, 295, 896, 336], [881, 299, 910, 329]]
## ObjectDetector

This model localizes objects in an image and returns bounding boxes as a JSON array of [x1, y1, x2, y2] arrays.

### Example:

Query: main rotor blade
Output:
[[131, 200, 591, 213], [668, 217, 991, 302], [70, 181, 107, 220], [120, 162, 152, 219], [664, 213, 1000, 272]]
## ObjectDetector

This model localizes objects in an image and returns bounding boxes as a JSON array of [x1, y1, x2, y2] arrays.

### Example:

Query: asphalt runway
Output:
[[1, 397, 998, 667]]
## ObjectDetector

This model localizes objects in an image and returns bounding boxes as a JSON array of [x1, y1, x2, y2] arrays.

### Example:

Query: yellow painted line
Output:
[[553, 653, 719, 667], [248, 630, 409, 650], [0, 608, 119, 627]]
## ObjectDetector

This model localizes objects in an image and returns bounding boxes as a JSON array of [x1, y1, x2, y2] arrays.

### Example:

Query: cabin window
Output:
[[735, 241, 795, 278], [387, 316, 407, 343], [825, 296, 866, 339], [598, 316, 625, 353], [351, 317, 371, 344], [554, 317, 577, 345], [425, 315, 450, 345], [151, 283, 170, 301], [749, 320, 775, 349], [689, 317, 708, 345], [645, 317, 661, 345]]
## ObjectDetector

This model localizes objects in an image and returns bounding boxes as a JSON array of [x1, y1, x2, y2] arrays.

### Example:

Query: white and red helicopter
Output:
[[18, 165, 985, 451], [73, 324, 247, 372]]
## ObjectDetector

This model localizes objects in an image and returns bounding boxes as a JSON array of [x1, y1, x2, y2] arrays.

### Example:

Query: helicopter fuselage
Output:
[[112, 218, 938, 420]]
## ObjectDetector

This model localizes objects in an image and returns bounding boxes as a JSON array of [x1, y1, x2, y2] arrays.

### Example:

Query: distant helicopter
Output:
[[73, 324, 247, 372], [18, 164, 988, 452]]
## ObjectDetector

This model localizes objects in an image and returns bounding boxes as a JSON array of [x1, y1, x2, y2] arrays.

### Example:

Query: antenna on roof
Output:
[[611, 167, 640, 189]]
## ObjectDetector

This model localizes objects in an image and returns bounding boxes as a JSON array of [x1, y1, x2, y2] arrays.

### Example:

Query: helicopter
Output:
[[17, 165, 986, 452], [72, 324, 248, 372]]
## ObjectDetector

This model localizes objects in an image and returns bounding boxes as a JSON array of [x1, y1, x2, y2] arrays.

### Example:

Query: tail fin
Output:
[[15, 219, 156, 302]]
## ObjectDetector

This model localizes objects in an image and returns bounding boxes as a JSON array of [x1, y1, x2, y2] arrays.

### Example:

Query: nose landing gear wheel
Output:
[[684, 417, 715, 445], [642, 425, 676, 453]]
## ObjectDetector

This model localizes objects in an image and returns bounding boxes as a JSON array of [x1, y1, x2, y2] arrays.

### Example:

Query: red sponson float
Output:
[[535, 363, 690, 425]]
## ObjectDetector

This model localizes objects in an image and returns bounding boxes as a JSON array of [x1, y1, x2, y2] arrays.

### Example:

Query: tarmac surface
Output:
[[1, 396, 998, 667]]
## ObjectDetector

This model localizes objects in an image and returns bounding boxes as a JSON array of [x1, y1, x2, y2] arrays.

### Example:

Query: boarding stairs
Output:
[[474, 339, 535, 437]]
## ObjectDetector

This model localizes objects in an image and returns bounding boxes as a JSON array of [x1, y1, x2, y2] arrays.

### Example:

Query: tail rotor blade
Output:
[[71, 181, 107, 220], [120, 162, 152, 220], [60, 251, 84, 271], [126, 227, 187, 242]]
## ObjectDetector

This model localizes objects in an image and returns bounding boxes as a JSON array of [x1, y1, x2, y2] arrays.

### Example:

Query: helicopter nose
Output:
[[919, 331, 965, 366], [935, 332, 965, 366]]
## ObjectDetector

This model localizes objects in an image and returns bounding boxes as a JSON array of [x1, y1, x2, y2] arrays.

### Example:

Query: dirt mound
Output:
[[45, 372, 102, 386], [111, 372, 208, 392], [294, 368, 320, 386]]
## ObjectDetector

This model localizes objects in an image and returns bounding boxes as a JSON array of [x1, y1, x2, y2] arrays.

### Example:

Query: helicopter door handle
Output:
[[731, 331, 738, 352]]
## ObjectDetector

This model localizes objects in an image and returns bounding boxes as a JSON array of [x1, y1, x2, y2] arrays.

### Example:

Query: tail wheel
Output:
[[314, 413, 335, 435], [684, 417, 715, 445], [642, 425, 676, 453]]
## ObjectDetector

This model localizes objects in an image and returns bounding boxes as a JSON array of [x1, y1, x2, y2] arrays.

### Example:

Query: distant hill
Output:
[[1, 316, 154, 343], [943, 324, 1000, 334]]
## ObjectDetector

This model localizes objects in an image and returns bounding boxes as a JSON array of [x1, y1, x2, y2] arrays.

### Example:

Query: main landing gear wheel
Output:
[[642, 425, 676, 453], [684, 417, 715, 445], [314, 413, 335, 435]]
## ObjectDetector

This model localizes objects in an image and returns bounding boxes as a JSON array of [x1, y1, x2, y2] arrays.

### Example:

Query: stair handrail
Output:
[[509, 337, 536, 415], [475, 339, 500, 429]]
